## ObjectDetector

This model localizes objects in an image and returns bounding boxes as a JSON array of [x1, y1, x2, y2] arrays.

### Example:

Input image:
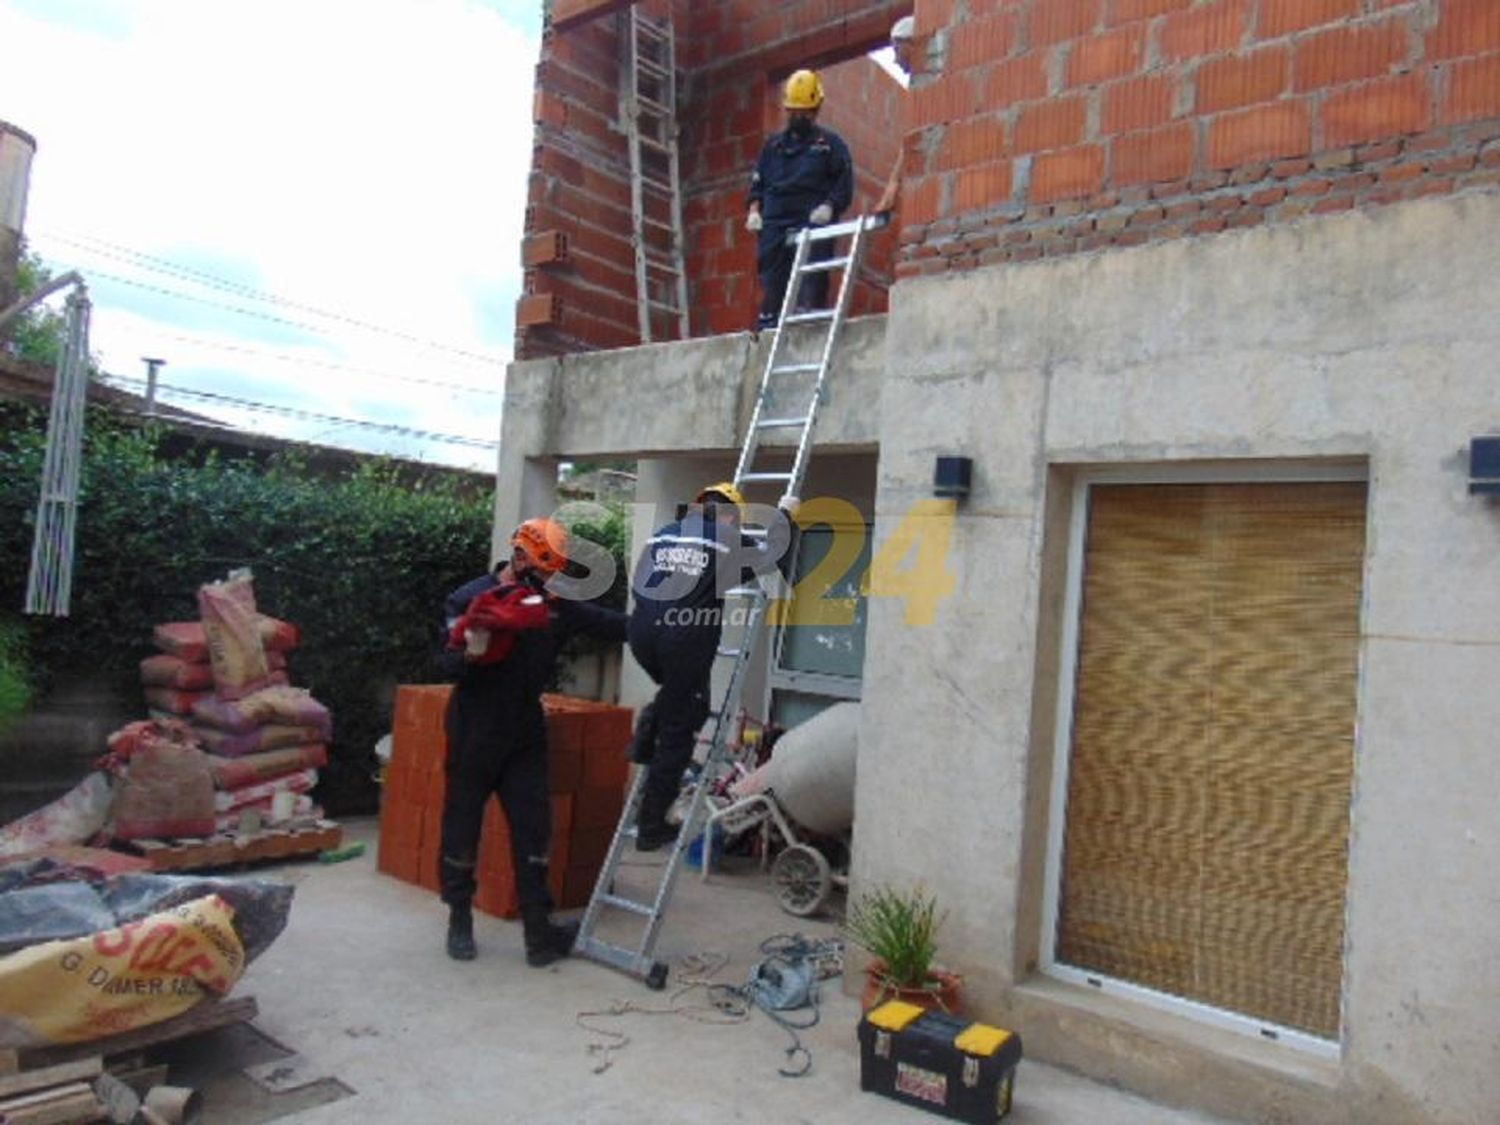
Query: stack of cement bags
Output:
[[132, 571, 333, 832]]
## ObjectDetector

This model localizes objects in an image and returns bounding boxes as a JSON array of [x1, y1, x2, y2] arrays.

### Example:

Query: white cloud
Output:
[[1, 0, 540, 470]]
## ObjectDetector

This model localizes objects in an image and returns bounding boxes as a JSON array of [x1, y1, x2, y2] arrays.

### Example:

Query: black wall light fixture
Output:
[[1470, 437, 1500, 494], [934, 456, 973, 500]]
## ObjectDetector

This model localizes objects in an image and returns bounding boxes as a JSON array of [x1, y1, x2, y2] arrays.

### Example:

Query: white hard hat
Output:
[[892, 15, 915, 41]]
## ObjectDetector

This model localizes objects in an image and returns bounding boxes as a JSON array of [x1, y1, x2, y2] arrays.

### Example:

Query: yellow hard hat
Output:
[[783, 69, 825, 110], [696, 481, 746, 508]]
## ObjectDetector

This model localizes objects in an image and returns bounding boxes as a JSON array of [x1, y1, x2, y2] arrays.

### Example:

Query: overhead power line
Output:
[[34, 227, 509, 367], [103, 373, 498, 450], [152, 332, 502, 397]]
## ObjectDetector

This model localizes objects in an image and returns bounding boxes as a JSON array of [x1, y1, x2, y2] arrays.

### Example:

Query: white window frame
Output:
[[1040, 461, 1368, 1060]]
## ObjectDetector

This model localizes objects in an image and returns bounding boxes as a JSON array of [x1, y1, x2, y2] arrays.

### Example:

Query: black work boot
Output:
[[521, 905, 578, 968], [446, 903, 476, 961], [634, 817, 680, 853]]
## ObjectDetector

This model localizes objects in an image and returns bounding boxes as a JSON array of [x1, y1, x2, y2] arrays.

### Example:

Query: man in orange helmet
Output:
[[436, 517, 626, 965], [746, 68, 854, 330]]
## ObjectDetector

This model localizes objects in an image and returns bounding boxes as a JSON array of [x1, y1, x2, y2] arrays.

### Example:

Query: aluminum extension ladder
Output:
[[620, 8, 689, 343], [574, 215, 880, 988]]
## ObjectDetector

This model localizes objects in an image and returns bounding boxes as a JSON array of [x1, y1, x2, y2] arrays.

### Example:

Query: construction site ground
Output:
[[214, 816, 1233, 1124]]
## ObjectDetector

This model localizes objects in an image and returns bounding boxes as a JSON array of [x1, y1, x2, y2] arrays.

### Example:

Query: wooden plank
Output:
[[18, 998, 258, 1070], [0, 1062, 101, 1101], [0, 1086, 103, 1125]]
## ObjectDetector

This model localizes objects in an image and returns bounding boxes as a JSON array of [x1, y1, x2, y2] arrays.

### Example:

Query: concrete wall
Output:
[[855, 189, 1500, 1124]]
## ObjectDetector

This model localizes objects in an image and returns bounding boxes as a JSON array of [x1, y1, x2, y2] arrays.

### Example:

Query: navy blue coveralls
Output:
[[436, 572, 626, 910], [748, 123, 854, 327], [627, 507, 789, 831]]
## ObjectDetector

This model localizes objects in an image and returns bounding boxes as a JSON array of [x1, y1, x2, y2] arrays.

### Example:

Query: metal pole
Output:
[[142, 357, 165, 415]]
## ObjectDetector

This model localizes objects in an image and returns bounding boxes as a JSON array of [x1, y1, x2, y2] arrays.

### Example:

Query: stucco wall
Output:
[[857, 189, 1500, 1124]]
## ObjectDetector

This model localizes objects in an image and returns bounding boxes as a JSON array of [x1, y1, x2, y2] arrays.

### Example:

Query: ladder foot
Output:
[[647, 962, 669, 990]]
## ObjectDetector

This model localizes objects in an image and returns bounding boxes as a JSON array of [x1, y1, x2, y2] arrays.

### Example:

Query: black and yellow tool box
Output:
[[858, 1000, 1023, 1123]]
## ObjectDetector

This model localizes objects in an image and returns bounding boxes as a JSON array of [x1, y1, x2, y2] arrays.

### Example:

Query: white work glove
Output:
[[809, 203, 833, 226], [464, 626, 491, 658], [745, 209, 763, 233], [777, 494, 801, 517]]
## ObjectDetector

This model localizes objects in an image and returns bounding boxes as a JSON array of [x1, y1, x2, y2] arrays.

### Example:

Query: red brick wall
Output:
[[898, 0, 1500, 278], [519, 1, 912, 356]]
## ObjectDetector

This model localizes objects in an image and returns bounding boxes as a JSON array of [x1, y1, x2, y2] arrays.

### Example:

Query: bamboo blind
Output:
[[1056, 482, 1365, 1039]]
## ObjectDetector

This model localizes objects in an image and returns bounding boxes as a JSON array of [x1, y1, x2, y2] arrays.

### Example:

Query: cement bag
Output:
[[113, 741, 215, 841], [192, 686, 331, 736], [192, 723, 326, 759], [213, 769, 317, 812], [756, 702, 859, 835], [197, 571, 272, 701], [0, 773, 115, 858], [207, 744, 328, 789], [139, 654, 215, 691], [142, 686, 212, 717], [154, 617, 299, 663], [0, 893, 245, 1048], [141, 652, 285, 691]]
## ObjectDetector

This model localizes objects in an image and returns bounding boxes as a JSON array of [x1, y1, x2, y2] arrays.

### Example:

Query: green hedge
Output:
[[0, 406, 498, 814]]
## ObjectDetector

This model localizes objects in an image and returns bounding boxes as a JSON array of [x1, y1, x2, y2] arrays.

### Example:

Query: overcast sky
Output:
[[1, 0, 542, 470]]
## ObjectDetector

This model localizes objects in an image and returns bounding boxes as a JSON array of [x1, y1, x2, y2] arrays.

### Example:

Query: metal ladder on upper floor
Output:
[[573, 214, 881, 988], [620, 8, 689, 343]]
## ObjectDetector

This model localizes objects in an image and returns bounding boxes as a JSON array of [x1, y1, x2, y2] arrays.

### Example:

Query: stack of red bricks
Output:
[[378, 685, 633, 917]]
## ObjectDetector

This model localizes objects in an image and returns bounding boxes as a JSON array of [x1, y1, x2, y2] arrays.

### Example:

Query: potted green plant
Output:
[[844, 884, 962, 1013]]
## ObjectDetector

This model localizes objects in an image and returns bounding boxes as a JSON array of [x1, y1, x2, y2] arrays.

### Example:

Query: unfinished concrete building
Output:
[[499, 2, 1500, 1122]]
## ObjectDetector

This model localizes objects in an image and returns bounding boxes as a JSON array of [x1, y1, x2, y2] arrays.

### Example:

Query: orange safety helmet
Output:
[[783, 69, 825, 110], [511, 517, 570, 574]]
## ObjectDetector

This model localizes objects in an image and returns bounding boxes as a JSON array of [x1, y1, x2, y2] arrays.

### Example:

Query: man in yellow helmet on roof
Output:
[[746, 68, 855, 331]]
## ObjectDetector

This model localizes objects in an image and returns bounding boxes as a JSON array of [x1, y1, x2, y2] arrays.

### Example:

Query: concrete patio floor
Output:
[[229, 817, 1235, 1125]]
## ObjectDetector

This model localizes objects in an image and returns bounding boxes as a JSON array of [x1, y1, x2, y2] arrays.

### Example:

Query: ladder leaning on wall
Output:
[[574, 215, 882, 989], [620, 8, 689, 344]]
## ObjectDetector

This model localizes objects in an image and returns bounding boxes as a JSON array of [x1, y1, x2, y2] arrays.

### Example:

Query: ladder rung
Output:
[[647, 298, 681, 312], [576, 936, 647, 974], [641, 173, 675, 194], [637, 94, 671, 116], [643, 216, 676, 231], [716, 647, 743, 658], [739, 526, 770, 539], [798, 256, 852, 274], [756, 416, 811, 430], [599, 893, 656, 918], [782, 310, 837, 325], [634, 17, 669, 41], [636, 54, 668, 76], [739, 471, 794, 483], [784, 215, 880, 243], [638, 135, 673, 155], [771, 363, 821, 375], [645, 258, 683, 274], [725, 586, 767, 599]]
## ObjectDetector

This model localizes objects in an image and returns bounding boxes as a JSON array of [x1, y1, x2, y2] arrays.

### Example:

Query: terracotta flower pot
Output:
[[861, 960, 964, 1015]]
